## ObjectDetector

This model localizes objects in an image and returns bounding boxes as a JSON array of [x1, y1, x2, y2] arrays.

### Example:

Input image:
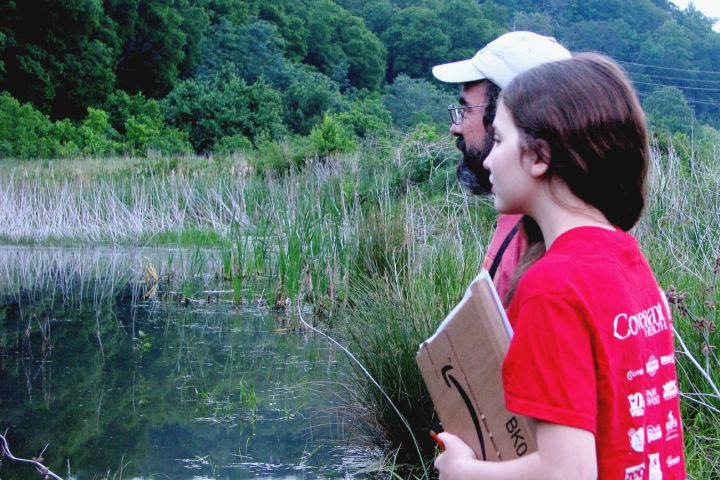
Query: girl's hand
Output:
[[434, 432, 477, 480], [433, 423, 596, 480]]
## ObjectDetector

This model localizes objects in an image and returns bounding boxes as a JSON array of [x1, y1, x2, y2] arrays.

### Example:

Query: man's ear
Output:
[[528, 139, 551, 177]]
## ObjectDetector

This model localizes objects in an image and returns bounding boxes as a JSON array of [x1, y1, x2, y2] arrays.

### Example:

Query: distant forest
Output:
[[1, 0, 719, 158]]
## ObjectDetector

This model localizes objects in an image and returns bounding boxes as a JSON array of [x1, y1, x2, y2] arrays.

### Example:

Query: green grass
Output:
[[340, 188, 494, 475], [148, 228, 227, 247]]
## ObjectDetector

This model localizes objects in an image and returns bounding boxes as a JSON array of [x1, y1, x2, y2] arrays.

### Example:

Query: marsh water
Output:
[[0, 247, 375, 479]]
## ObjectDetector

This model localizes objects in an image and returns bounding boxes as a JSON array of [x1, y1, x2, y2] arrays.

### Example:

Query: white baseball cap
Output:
[[432, 31, 571, 88]]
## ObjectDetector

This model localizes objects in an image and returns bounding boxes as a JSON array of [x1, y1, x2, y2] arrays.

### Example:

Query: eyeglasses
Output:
[[448, 103, 487, 125]]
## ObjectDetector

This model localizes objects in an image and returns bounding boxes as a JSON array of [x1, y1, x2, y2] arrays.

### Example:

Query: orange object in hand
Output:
[[430, 430, 445, 451]]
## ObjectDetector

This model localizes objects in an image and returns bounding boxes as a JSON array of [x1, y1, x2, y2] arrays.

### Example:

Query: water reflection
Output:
[[0, 247, 374, 479]]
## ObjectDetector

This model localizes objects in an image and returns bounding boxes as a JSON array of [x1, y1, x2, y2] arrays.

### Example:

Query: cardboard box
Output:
[[416, 270, 537, 461]]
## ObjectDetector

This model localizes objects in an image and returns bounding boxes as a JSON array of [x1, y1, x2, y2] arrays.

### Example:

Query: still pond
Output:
[[0, 247, 376, 479]]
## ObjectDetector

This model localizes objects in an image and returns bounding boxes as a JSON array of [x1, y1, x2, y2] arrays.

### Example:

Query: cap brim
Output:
[[432, 59, 486, 83]]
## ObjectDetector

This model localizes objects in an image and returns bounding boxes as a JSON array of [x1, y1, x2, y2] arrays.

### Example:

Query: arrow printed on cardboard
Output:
[[441, 364, 487, 461]]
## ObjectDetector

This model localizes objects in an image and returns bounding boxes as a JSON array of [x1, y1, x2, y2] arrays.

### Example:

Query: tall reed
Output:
[[342, 183, 495, 473], [635, 139, 720, 479]]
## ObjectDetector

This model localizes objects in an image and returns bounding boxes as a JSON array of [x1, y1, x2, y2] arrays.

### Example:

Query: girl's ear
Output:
[[528, 139, 551, 177]]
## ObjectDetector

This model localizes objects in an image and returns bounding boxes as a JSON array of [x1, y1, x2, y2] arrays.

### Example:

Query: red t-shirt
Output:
[[483, 214, 526, 306], [503, 226, 686, 479]]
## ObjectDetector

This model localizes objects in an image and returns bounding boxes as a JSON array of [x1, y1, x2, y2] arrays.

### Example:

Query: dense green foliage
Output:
[[0, 0, 119, 119], [162, 69, 284, 152], [2, 0, 720, 159]]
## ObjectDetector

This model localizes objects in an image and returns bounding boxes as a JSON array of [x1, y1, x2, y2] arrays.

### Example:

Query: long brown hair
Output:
[[503, 52, 649, 231], [502, 53, 649, 302]]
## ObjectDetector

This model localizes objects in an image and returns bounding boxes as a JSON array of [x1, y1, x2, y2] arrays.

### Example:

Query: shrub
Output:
[[696, 125, 720, 163], [399, 123, 454, 185], [283, 67, 342, 135], [103, 91, 164, 135], [310, 113, 357, 157], [336, 97, 392, 139], [213, 134, 253, 155], [125, 114, 192, 155], [144, 128, 194, 156], [50, 119, 81, 157], [382, 74, 454, 131], [248, 135, 314, 173], [643, 86, 696, 136], [163, 69, 284, 153], [0, 92, 57, 158], [75, 108, 120, 156]]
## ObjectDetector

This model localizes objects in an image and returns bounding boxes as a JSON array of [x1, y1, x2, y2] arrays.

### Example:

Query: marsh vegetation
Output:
[[0, 132, 718, 478]]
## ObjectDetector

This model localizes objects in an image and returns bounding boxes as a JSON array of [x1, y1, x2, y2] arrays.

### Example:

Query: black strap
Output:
[[488, 224, 519, 280]]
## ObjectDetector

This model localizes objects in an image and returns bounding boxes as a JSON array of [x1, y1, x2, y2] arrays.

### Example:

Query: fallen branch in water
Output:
[[0, 432, 64, 480]]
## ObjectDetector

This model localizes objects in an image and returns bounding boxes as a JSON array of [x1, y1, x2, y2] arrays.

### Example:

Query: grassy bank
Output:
[[1, 132, 718, 478]]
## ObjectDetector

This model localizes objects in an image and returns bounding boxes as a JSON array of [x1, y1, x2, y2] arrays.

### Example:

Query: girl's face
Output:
[[483, 101, 543, 215]]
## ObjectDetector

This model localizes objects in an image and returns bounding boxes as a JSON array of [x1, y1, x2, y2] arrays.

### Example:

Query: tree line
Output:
[[1, 0, 719, 159]]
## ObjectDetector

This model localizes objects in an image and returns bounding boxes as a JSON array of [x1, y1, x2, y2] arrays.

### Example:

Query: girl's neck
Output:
[[527, 181, 614, 249]]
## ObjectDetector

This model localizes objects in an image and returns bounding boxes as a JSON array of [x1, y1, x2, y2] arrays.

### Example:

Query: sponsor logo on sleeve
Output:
[[647, 424, 663, 443], [627, 368, 644, 380], [660, 353, 675, 365], [663, 380, 678, 400], [628, 392, 645, 417], [665, 411, 679, 440], [666, 455, 681, 468], [624, 463, 645, 480], [628, 427, 644, 453], [613, 301, 668, 340], [646, 387, 660, 406], [646, 355, 659, 376], [649, 453, 663, 480]]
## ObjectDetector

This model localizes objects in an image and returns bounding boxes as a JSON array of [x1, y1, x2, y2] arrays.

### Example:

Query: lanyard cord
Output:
[[488, 223, 519, 280]]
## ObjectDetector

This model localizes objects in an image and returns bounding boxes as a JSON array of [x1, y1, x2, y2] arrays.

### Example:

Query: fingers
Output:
[[437, 432, 478, 459]]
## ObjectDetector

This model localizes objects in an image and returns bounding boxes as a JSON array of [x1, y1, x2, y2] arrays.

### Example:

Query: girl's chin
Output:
[[493, 198, 521, 215]]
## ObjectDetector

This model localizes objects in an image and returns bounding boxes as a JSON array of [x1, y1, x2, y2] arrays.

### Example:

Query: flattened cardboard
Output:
[[416, 270, 537, 461]]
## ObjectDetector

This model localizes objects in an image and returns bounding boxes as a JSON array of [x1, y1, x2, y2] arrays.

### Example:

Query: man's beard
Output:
[[455, 133, 493, 195]]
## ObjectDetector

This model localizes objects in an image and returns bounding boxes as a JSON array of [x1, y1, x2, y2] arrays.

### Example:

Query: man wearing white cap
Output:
[[432, 31, 570, 304]]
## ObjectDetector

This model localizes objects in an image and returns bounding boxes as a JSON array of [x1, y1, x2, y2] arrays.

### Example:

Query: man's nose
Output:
[[450, 122, 462, 136]]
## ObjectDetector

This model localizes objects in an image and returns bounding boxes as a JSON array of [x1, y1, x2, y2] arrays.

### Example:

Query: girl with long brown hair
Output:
[[435, 53, 686, 479]]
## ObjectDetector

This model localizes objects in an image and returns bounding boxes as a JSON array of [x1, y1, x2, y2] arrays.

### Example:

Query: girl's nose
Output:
[[483, 151, 493, 170]]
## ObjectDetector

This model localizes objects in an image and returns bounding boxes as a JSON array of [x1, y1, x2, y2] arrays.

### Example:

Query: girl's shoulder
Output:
[[518, 227, 645, 300]]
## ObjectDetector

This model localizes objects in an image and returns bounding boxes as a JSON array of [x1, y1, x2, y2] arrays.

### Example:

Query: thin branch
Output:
[[295, 297, 430, 477], [673, 326, 720, 398], [0, 433, 64, 480]]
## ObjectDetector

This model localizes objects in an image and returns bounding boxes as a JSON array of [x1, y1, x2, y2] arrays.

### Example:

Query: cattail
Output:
[[701, 341, 717, 356], [692, 318, 707, 331]]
